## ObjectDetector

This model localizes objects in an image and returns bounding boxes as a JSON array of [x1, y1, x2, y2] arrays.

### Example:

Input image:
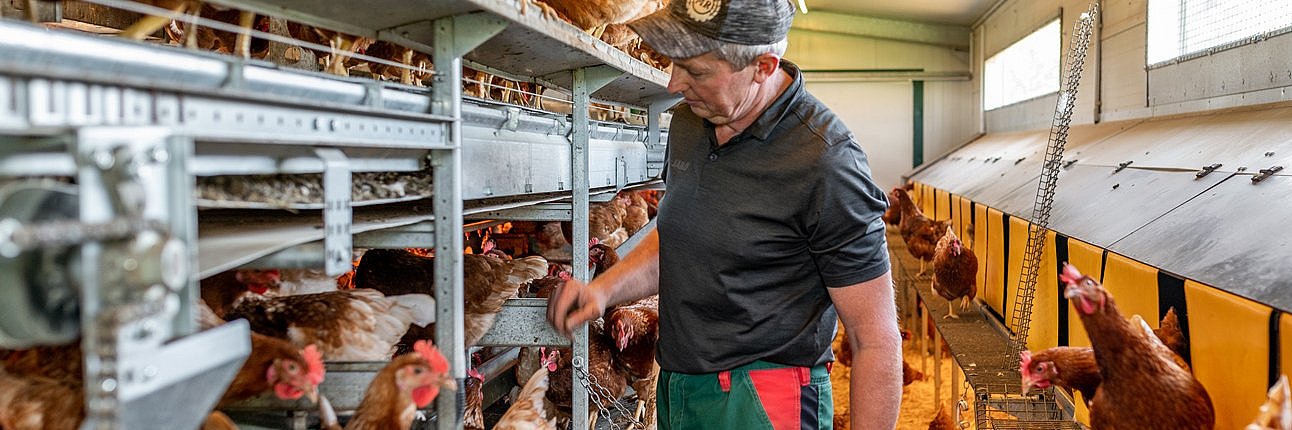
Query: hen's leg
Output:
[[918, 259, 926, 276], [400, 48, 415, 85], [120, 2, 192, 40], [589, 410, 600, 429], [960, 296, 972, 312], [945, 301, 960, 319], [182, 4, 200, 48], [234, 10, 254, 58]]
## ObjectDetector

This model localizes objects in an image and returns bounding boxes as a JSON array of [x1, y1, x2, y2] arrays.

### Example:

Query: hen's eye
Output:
[[287, 363, 298, 372], [414, 368, 425, 375]]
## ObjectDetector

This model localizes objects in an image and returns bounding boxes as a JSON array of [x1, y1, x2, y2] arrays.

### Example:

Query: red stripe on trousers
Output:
[[747, 367, 805, 430]]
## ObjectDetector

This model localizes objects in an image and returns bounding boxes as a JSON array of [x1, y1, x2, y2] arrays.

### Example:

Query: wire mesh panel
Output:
[[976, 383, 1085, 430], [1005, 0, 1098, 365], [989, 2, 1098, 429], [1147, 0, 1292, 65]]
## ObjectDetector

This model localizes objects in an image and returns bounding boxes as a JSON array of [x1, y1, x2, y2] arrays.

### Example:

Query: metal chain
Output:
[[1005, 1, 1100, 366], [572, 357, 643, 430], [955, 378, 973, 429], [86, 295, 169, 430]]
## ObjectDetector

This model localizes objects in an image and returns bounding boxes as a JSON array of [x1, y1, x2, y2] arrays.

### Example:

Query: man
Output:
[[547, 0, 902, 428]]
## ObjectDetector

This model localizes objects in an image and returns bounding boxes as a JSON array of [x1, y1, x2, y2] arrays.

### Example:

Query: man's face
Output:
[[666, 52, 760, 125]]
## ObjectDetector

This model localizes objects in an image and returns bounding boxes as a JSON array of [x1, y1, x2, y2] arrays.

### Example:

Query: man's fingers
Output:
[[563, 305, 602, 337], [547, 279, 582, 334], [545, 283, 564, 324]]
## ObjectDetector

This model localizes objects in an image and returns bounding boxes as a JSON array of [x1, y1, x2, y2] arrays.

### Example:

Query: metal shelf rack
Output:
[[0, 0, 674, 427]]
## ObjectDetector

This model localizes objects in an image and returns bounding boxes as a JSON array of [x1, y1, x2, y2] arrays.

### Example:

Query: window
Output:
[[1148, 0, 1292, 66], [983, 19, 1061, 111]]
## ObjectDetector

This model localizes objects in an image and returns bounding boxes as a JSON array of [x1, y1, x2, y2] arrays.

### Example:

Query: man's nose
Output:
[[666, 71, 686, 95]]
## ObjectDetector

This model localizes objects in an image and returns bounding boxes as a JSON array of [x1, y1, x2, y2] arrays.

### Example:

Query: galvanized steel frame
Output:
[[0, 0, 673, 426]]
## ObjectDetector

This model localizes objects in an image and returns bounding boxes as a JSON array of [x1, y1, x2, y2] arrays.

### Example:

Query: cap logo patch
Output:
[[686, 0, 721, 22]]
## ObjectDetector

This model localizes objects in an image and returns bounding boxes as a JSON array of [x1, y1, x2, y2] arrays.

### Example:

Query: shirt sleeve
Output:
[[808, 138, 892, 288]]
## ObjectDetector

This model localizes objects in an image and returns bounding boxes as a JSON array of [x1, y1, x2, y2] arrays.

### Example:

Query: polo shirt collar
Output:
[[743, 59, 805, 142]]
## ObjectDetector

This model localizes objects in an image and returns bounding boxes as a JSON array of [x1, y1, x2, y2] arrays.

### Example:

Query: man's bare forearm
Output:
[[828, 271, 902, 429], [593, 228, 660, 306], [850, 328, 902, 429]]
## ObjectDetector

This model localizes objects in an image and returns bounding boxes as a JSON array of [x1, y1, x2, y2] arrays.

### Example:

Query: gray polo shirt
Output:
[[656, 61, 890, 374]]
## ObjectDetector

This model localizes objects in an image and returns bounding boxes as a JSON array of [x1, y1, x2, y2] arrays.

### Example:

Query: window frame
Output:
[[982, 17, 1063, 112]]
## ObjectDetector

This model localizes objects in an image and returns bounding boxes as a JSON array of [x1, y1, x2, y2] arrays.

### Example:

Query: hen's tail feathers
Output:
[[318, 394, 342, 430], [506, 256, 550, 286], [388, 293, 437, 327], [1156, 307, 1189, 359], [197, 300, 226, 330]]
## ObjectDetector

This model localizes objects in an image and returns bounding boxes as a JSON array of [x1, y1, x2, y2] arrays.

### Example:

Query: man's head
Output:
[[630, 0, 795, 124]]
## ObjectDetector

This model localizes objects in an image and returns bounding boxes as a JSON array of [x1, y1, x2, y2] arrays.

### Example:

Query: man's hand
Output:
[[546, 276, 609, 338]]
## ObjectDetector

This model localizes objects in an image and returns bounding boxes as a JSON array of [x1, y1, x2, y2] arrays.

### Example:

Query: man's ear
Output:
[[751, 53, 781, 83]]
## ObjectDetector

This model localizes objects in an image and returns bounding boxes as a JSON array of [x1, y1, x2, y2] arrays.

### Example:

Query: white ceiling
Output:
[[805, 0, 998, 26]]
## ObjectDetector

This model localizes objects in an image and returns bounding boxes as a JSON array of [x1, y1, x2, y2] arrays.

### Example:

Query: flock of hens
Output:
[[100, 0, 670, 123], [0, 189, 658, 430], [886, 183, 1292, 430]]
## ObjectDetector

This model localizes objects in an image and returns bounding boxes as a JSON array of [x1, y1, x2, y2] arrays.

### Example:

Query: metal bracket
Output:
[[1252, 165, 1283, 183], [587, 64, 624, 92], [314, 148, 352, 276], [1195, 163, 1222, 179], [647, 96, 679, 178], [361, 81, 384, 108], [1113, 160, 1133, 173], [503, 106, 521, 131]]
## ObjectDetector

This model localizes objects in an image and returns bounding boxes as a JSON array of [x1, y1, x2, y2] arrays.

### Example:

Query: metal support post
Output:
[[934, 325, 942, 409], [571, 65, 622, 430], [920, 301, 928, 375], [645, 96, 680, 178], [431, 12, 506, 430]]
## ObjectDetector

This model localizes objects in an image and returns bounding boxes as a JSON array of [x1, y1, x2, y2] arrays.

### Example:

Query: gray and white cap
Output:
[[628, 0, 796, 60]]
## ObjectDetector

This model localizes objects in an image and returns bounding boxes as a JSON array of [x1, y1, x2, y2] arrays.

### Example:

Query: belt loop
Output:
[[797, 367, 810, 386], [718, 371, 732, 392]]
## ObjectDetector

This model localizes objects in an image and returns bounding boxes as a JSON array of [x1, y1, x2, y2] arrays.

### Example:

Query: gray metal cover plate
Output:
[[1110, 174, 1292, 312]]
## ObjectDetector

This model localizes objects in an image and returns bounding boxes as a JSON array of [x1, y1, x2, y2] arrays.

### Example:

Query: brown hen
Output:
[[0, 369, 83, 430], [931, 226, 977, 318], [1061, 263, 1214, 429], [354, 249, 547, 349], [606, 295, 660, 427], [1021, 308, 1191, 405], [339, 340, 454, 430], [224, 288, 435, 361], [535, 0, 659, 37], [893, 188, 949, 275], [496, 349, 561, 430]]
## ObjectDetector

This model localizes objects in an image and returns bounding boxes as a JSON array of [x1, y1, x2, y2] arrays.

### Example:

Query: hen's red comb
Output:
[[302, 344, 325, 385], [1059, 263, 1083, 285], [1019, 350, 1034, 378], [467, 368, 484, 381], [414, 340, 449, 374]]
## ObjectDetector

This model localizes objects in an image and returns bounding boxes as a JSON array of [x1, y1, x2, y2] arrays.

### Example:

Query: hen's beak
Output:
[[441, 377, 458, 391], [305, 386, 319, 404]]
